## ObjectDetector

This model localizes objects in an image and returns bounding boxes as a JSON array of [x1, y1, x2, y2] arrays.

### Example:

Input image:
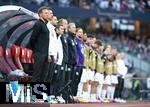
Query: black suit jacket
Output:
[[60, 33, 68, 64], [67, 31, 77, 65], [30, 19, 49, 57]]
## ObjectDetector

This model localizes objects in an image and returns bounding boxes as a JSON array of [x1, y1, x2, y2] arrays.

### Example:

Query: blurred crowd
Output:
[[96, 32, 150, 63], [95, 0, 150, 12], [114, 34, 150, 62], [0, 2, 149, 103], [28, 6, 128, 103], [1, 0, 150, 12]]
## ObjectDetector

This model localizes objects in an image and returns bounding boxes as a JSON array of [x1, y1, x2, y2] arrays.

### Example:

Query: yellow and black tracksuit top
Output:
[[83, 44, 90, 69], [105, 60, 113, 75], [112, 60, 117, 74], [89, 48, 96, 71], [96, 52, 105, 74]]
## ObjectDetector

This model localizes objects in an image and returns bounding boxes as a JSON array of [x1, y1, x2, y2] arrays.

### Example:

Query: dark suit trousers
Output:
[[31, 53, 49, 82], [72, 66, 83, 96]]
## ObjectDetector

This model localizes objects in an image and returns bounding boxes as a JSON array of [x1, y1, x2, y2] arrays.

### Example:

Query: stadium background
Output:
[[0, 0, 150, 103]]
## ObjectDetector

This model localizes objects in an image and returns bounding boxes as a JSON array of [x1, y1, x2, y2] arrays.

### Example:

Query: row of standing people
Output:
[[29, 6, 127, 103]]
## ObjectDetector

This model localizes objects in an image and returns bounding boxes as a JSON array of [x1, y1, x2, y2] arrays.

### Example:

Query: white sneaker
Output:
[[114, 98, 121, 103], [49, 99, 58, 104], [34, 99, 45, 103], [56, 96, 65, 103], [49, 95, 58, 104], [114, 98, 118, 102], [120, 99, 126, 103], [9, 69, 28, 77]]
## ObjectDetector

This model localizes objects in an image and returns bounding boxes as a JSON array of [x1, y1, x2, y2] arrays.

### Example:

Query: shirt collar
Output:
[[47, 22, 55, 30]]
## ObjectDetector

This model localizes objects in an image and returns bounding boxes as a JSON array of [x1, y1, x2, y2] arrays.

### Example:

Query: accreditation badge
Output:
[[71, 40, 75, 46], [64, 38, 67, 43], [74, 39, 77, 45]]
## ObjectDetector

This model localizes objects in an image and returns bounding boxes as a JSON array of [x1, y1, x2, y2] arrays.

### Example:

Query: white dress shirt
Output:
[[56, 35, 63, 65], [47, 22, 57, 61], [116, 59, 128, 78]]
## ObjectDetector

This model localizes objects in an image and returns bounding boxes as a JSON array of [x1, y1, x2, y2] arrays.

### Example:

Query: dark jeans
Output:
[[115, 76, 124, 98]]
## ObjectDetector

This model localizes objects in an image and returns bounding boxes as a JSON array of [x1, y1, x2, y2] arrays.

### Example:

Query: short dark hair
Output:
[[95, 40, 102, 46], [76, 27, 83, 32], [58, 18, 67, 25], [47, 6, 52, 11], [87, 34, 93, 38], [38, 6, 49, 15], [55, 24, 63, 30]]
